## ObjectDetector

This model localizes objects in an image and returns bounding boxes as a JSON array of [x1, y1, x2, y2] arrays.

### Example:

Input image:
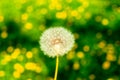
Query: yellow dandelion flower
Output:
[[14, 63, 24, 73], [26, 51, 33, 59], [13, 71, 21, 78], [25, 62, 37, 71], [0, 71, 5, 77]]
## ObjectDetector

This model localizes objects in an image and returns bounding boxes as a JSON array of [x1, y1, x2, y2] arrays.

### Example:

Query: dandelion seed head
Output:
[[39, 27, 74, 57]]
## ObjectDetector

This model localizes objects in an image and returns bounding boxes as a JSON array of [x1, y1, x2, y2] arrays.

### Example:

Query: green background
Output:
[[0, 0, 120, 80]]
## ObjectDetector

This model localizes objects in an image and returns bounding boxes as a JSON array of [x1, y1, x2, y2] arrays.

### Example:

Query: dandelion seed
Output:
[[39, 27, 74, 80], [39, 27, 74, 57]]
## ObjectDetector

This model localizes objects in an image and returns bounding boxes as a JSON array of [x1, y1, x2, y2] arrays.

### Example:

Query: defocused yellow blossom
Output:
[[14, 63, 24, 73], [56, 4, 62, 10], [71, 10, 78, 17], [7, 46, 14, 53], [27, 78, 32, 80], [21, 13, 28, 21], [49, 0, 61, 10], [35, 66, 42, 73], [11, 48, 21, 59], [102, 61, 111, 70], [25, 62, 37, 71], [56, 11, 67, 19], [83, 45, 90, 52], [82, 1, 89, 8], [98, 41, 106, 48], [102, 18, 109, 26], [107, 78, 114, 80], [13, 71, 21, 78], [0, 15, 4, 22], [24, 22, 33, 30], [1, 55, 12, 65], [106, 54, 116, 61], [73, 62, 80, 70], [89, 74, 95, 80], [66, 51, 75, 60], [1, 31, 8, 39], [26, 51, 33, 59], [77, 51, 84, 59], [0, 71, 5, 77]]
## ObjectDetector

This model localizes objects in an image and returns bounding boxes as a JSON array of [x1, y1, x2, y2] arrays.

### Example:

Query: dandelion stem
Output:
[[54, 55, 59, 80]]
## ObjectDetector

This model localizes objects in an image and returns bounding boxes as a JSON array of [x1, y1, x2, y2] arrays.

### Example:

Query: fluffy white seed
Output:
[[39, 27, 74, 57]]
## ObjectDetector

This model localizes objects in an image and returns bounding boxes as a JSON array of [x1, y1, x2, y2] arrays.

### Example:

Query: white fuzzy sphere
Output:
[[39, 27, 74, 57]]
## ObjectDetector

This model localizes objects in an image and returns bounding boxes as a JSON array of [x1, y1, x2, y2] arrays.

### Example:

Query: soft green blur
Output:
[[0, 0, 120, 80]]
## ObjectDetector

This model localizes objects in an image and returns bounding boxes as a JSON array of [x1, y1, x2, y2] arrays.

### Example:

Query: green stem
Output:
[[54, 55, 59, 80]]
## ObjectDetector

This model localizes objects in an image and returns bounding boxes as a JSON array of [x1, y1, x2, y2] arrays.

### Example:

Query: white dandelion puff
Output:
[[39, 27, 75, 57]]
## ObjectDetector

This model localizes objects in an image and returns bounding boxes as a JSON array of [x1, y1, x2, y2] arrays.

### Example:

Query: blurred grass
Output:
[[0, 0, 120, 80]]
